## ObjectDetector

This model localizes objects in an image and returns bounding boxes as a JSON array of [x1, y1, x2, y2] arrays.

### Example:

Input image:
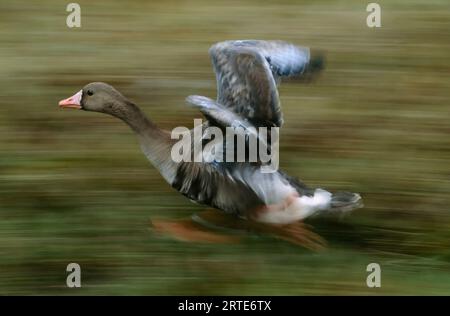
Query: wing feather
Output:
[[209, 40, 311, 127]]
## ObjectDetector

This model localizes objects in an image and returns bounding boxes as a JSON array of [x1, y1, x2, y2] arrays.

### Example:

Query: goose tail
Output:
[[329, 191, 364, 213]]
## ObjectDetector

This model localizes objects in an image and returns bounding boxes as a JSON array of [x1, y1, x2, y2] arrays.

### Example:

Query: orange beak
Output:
[[59, 90, 82, 109]]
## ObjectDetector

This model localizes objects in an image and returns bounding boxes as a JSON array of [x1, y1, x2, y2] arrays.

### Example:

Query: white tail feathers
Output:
[[255, 189, 362, 225], [329, 191, 363, 212]]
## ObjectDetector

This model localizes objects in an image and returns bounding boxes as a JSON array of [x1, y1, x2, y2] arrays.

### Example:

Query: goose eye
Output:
[[86, 90, 94, 96]]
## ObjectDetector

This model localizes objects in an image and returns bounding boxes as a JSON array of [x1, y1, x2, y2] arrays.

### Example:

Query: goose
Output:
[[58, 40, 363, 225]]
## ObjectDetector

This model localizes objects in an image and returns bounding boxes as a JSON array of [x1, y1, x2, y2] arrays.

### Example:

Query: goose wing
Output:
[[209, 40, 311, 127], [172, 41, 313, 212], [172, 161, 263, 216]]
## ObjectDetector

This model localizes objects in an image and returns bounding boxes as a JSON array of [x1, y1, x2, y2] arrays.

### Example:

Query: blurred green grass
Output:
[[0, 0, 449, 294]]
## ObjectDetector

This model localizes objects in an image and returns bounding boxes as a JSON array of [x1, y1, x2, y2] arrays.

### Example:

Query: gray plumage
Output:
[[206, 40, 311, 128], [61, 40, 362, 225]]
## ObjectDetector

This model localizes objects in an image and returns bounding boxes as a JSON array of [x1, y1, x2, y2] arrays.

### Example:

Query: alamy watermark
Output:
[[366, 3, 381, 28], [366, 263, 381, 288], [170, 119, 279, 173], [66, 3, 81, 28], [66, 263, 81, 288]]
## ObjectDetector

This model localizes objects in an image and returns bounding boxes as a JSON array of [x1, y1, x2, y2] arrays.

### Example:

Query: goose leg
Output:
[[150, 217, 240, 244]]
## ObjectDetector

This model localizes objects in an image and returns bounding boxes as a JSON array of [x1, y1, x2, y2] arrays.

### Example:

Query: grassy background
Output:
[[0, 0, 449, 294]]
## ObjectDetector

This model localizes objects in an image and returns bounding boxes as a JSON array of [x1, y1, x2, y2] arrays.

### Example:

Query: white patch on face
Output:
[[58, 90, 83, 108], [74, 90, 83, 104]]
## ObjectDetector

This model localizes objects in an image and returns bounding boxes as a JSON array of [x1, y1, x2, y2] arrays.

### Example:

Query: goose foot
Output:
[[150, 210, 326, 250], [150, 218, 240, 244], [263, 221, 327, 251], [194, 210, 327, 250]]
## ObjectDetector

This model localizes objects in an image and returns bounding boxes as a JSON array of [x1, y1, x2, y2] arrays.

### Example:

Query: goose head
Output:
[[58, 82, 129, 114], [59, 82, 156, 135]]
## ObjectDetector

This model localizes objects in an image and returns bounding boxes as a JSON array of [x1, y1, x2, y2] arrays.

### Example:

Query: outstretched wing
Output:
[[209, 40, 311, 128]]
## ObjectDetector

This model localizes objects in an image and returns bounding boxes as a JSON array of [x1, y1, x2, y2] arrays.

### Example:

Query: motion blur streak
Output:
[[0, 0, 449, 294]]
